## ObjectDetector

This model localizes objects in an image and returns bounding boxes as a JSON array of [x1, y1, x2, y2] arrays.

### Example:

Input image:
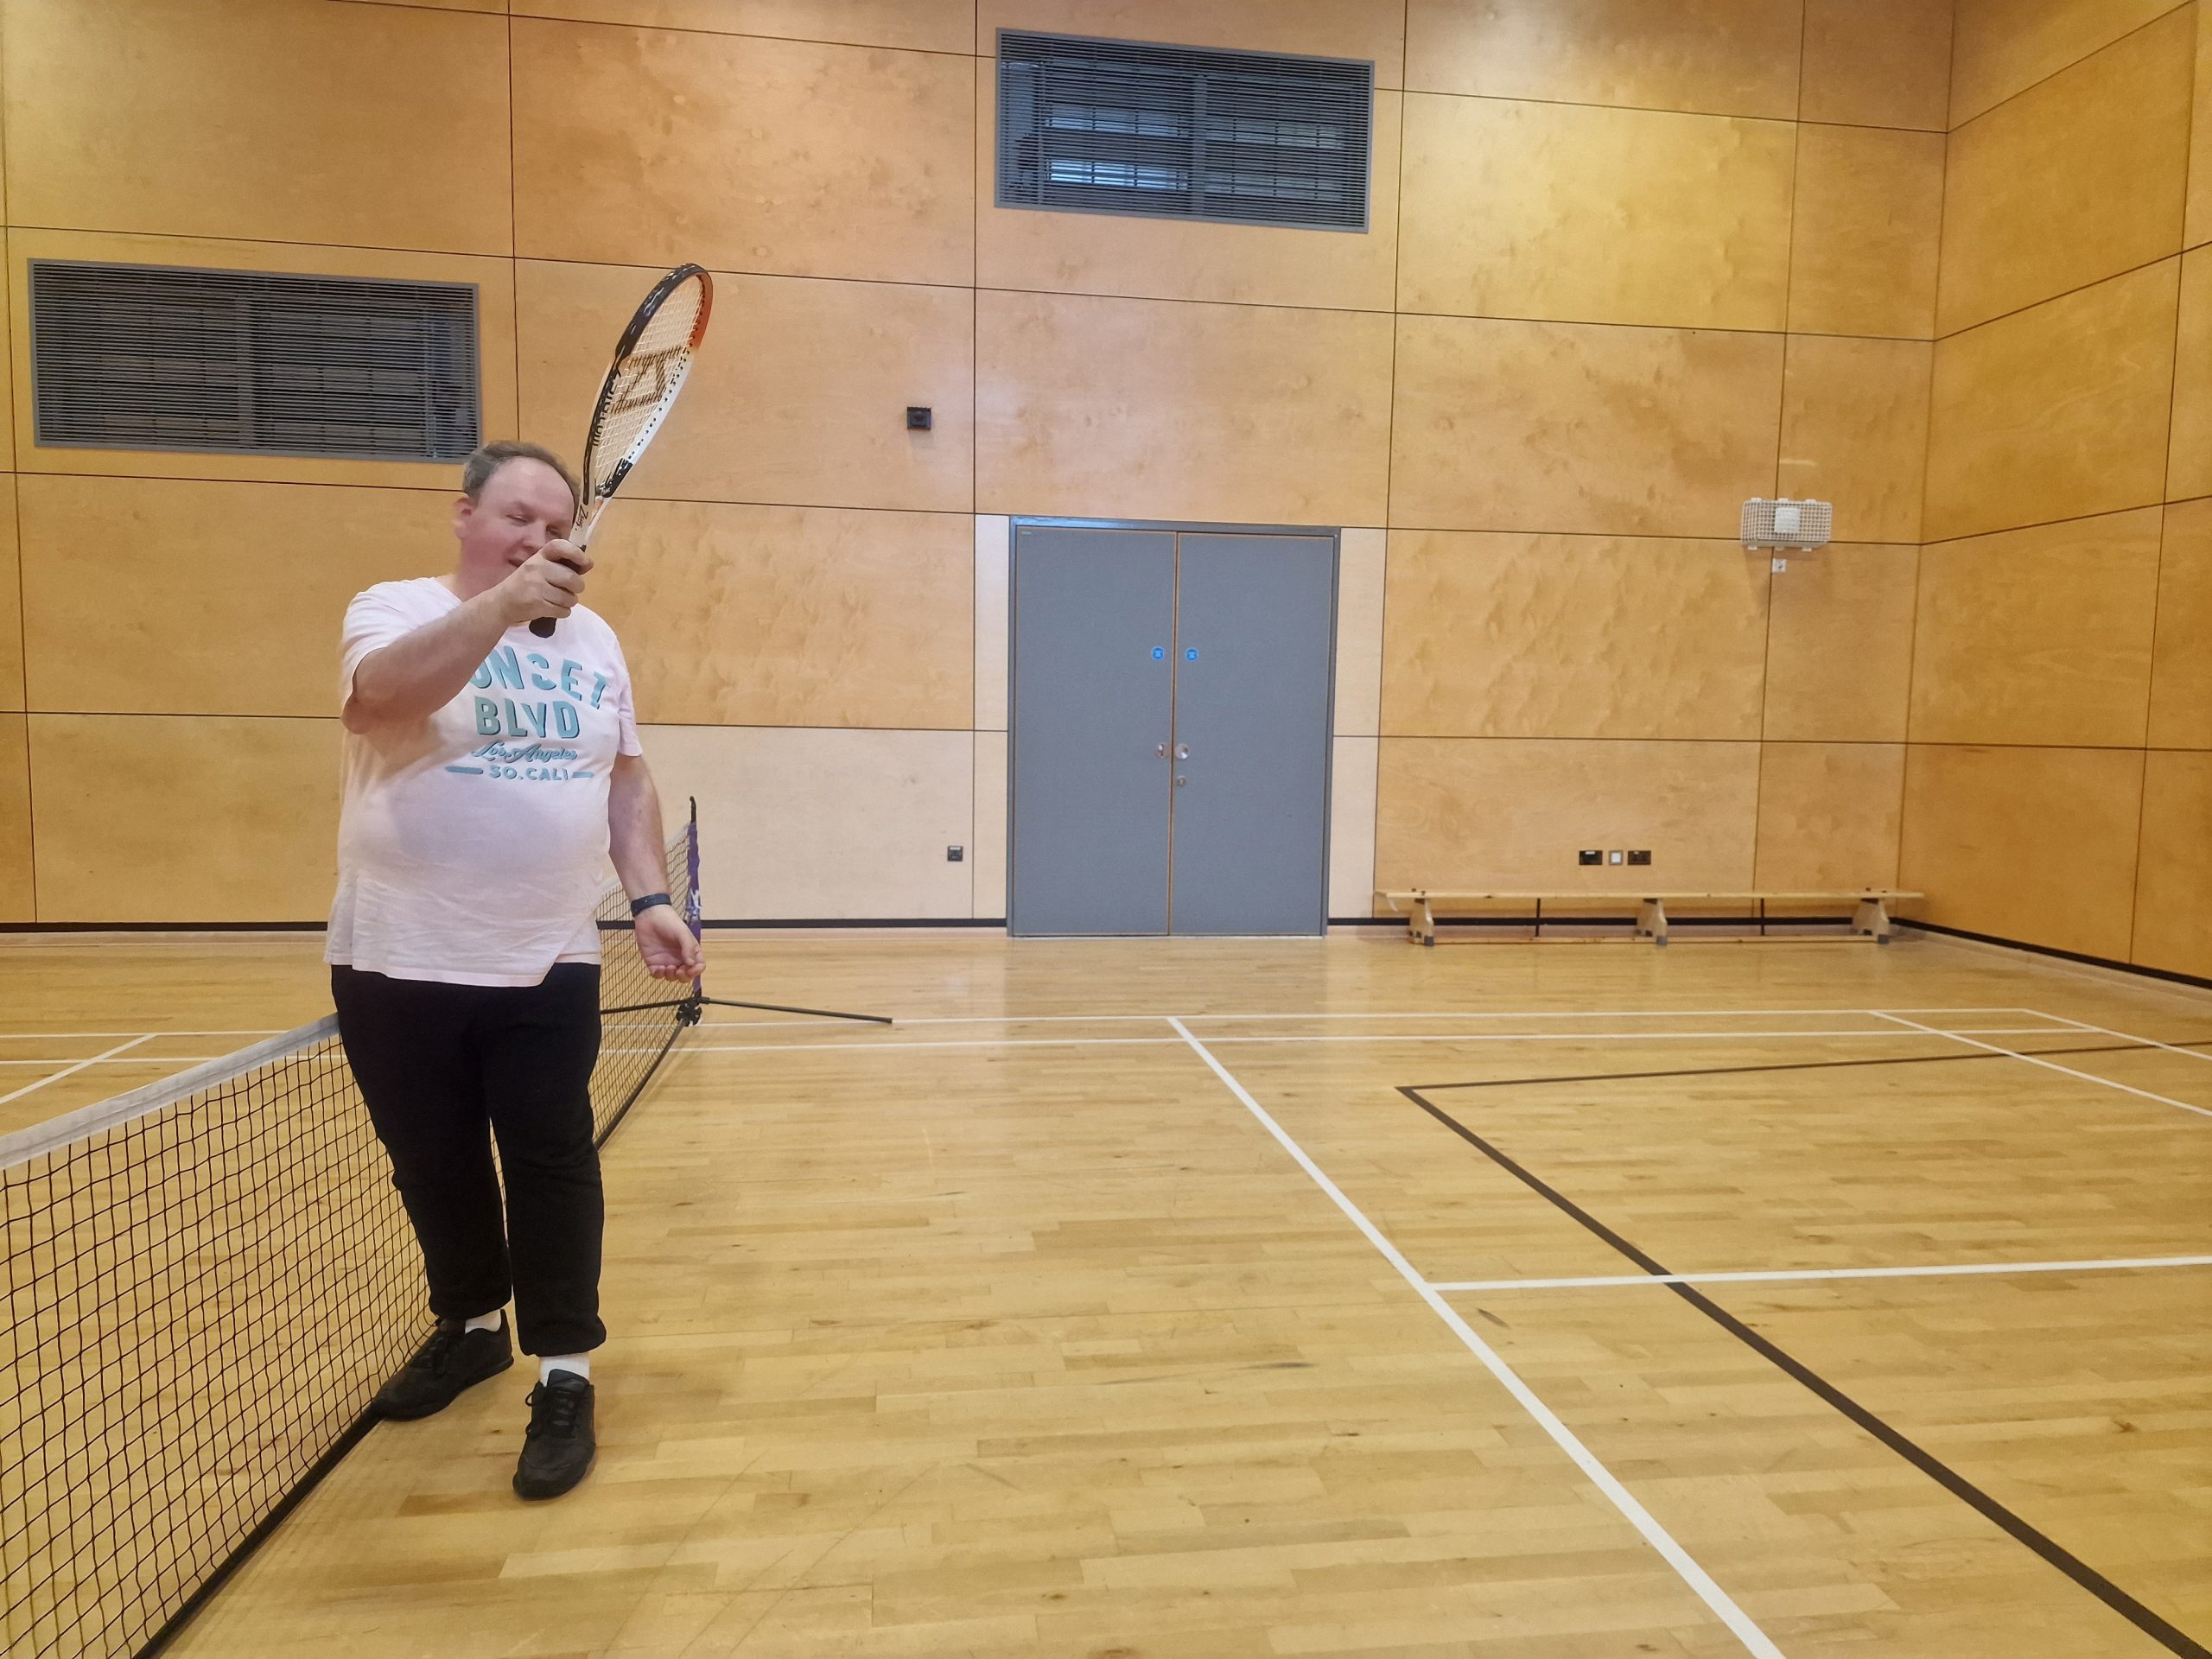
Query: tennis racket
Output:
[[532, 263, 714, 638]]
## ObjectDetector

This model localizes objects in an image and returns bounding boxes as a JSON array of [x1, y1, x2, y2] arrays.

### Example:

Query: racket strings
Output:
[[584, 276, 708, 498]]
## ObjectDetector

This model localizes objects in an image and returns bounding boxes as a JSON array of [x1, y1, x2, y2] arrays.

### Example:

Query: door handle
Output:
[[1175, 744, 1190, 760], [1156, 743, 1168, 758]]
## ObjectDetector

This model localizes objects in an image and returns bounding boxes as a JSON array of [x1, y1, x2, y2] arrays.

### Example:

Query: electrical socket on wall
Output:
[[1627, 849, 1651, 866], [1578, 849, 1602, 866]]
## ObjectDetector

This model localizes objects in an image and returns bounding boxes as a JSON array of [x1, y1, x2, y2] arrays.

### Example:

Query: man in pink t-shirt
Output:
[[329, 440, 702, 1501]]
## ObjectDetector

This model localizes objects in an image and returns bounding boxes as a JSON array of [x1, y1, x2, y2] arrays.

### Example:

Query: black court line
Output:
[[1398, 1085, 2212, 1659], [1410, 1033, 2212, 1097]]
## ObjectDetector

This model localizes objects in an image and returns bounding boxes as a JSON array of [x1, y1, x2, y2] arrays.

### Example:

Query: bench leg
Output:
[[1412, 895, 1436, 947], [1637, 898, 1669, 946], [1853, 896, 1893, 943]]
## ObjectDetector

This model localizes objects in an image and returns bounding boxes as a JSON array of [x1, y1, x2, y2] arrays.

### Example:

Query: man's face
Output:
[[452, 459, 576, 580]]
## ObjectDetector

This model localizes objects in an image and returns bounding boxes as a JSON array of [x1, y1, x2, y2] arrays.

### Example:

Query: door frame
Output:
[[1004, 516, 1342, 936]]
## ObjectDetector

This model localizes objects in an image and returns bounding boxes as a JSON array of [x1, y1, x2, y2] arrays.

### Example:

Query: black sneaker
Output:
[[513, 1371, 595, 1500], [373, 1319, 513, 1421]]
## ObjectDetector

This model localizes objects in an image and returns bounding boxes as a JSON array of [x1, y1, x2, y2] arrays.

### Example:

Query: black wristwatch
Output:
[[629, 892, 673, 917]]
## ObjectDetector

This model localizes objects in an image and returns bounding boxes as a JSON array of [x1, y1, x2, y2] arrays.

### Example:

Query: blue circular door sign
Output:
[[1151, 646, 1165, 660], [1185, 648, 1198, 661]]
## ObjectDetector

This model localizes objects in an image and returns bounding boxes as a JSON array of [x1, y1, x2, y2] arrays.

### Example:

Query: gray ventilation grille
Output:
[[996, 31, 1372, 232], [30, 262, 481, 463]]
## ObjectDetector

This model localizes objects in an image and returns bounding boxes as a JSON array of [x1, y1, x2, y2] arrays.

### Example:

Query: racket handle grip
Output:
[[528, 553, 587, 639]]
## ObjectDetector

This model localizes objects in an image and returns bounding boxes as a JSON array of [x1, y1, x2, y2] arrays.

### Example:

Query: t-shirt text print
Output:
[[327, 578, 645, 988], [456, 645, 617, 780]]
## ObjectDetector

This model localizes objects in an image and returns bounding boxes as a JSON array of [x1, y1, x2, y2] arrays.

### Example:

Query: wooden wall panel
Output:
[[1333, 529, 1385, 739], [2191, 2, 2212, 248], [1936, 11, 2192, 337], [1396, 96, 1794, 331], [19, 478, 451, 719], [1777, 336, 1930, 543], [1763, 544, 1919, 743], [1380, 532, 1769, 741], [3, 0, 510, 253], [8, 229, 518, 493], [977, 85, 1402, 314], [639, 723, 974, 918], [1403, 0, 1802, 118], [520, 0, 971, 51], [976, 290, 1393, 525], [1910, 509, 2162, 747], [1899, 744, 2145, 960], [1753, 743, 1905, 890], [587, 502, 972, 730], [28, 715, 342, 922], [1376, 738, 1762, 892], [2131, 749, 2212, 978], [2150, 497, 2212, 748], [2166, 247, 2212, 500], [1390, 315, 1783, 537], [1788, 124, 1944, 339], [0, 249, 13, 473], [1949, 0, 2184, 125], [1800, 0, 1952, 130], [0, 478, 20, 712], [978, 2, 1408, 86], [511, 20, 974, 283], [1923, 261, 2179, 543], [0, 713, 29, 922], [1328, 735, 1379, 918], [975, 516, 1011, 732], [517, 260, 973, 512], [973, 730, 1007, 919]]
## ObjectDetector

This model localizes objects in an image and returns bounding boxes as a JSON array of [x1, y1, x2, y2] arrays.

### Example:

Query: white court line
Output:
[[0, 1056, 217, 1066], [0, 1034, 158, 1107], [1205, 1028, 2058, 1045], [1874, 1013, 2212, 1121], [0, 1028, 284, 1041], [693, 1007, 2049, 1029], [648, 1037, 1190, 1055], [660, 1027, 2031, 1058], [1429, 1254, 2212, 1292], [1166, 1018, 1785, 1658], [2024, 1009, 2212, 1068]]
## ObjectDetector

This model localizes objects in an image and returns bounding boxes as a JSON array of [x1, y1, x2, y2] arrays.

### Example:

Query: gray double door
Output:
[[1009, 524, 1336, 937]]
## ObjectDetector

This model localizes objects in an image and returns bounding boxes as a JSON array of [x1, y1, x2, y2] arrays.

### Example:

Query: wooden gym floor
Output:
[[3, 929, 2208, 1656]]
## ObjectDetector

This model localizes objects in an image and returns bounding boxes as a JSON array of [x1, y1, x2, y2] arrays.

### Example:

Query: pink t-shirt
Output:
[[327, 578, 644, 987]]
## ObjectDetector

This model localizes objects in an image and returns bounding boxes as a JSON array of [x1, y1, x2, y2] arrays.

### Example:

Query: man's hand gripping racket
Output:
[[531, 264, 714, 639]]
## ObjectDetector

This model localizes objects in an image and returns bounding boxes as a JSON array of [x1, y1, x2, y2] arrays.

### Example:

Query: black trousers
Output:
[[332, 963, 607, 1357]]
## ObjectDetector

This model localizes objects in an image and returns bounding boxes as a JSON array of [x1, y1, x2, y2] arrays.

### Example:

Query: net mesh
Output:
[[584, 273, 706, 496], [0, 833, 695, 1659]]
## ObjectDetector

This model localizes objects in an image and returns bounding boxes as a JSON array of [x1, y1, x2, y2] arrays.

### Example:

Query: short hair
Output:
[[460, 441, 579, 510]]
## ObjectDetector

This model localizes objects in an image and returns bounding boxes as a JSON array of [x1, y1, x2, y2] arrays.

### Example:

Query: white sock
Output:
[[539, 1353, 591, 1384], [463, 1310, 503, 1335]]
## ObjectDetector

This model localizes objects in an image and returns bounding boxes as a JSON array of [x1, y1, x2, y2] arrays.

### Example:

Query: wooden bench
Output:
[[1375, 889, 1923, 946]]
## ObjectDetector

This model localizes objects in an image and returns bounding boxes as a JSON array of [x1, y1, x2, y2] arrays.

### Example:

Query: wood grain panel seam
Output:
[[1395, 84, 1886, 128], [9, 472, 452, 499], [629, 720, 978, 735], [977, 283, 1392, 321], [1757, 14, 1808, 773], [1932, 251, 2183, 345], [4, 225, 982, 296], [1916, 502, 2178, 552], [1948, 0, 2192, 133], [510, 9, 979, 61], [1392, 303, 1781, 339]]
